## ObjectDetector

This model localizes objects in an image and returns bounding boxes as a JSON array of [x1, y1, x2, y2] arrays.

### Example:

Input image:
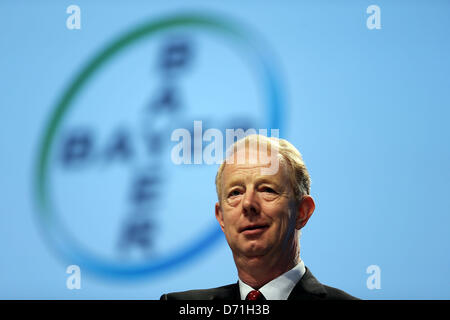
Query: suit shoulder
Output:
[[322, 284, 360, 300], [295, 267, 359, 300], [160, 283, 238, 300]]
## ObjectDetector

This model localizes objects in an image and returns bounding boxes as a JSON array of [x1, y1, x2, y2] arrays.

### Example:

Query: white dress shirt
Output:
[[238, 259, 306, 300]]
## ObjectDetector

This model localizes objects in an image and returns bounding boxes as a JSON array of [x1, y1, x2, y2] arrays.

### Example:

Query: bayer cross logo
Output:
[[35, 14, 284, 278]]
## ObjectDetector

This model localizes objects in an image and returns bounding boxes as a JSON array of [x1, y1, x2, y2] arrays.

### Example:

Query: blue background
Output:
[[0, 0, 449, 299]]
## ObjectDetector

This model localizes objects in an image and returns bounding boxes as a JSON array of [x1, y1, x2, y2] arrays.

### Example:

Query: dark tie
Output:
[[246, 290, 266, 301]]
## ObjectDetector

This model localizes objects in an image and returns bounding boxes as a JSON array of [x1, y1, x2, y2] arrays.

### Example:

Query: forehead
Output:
[[221, 154, 287, 186]]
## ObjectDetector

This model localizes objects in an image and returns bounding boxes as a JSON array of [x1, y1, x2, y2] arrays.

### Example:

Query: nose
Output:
[[242, 187, 260, 216]]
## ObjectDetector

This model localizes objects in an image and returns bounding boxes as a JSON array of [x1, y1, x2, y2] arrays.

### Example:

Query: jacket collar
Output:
[[287, 267, 327, 300], [211, 267, 327, 300], [211, 282, 241, 300]]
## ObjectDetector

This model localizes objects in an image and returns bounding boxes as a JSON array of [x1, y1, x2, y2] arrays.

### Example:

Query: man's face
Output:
[[215, 146, 301, 262]]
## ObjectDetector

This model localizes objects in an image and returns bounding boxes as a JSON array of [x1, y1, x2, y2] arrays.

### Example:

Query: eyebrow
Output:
[[224, 178, 244, 190], [224, 177, 281, 190], [254, 177, 282, 189]]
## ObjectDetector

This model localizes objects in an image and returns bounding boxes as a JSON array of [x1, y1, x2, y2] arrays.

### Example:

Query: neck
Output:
[[235, 240, 300, 289]]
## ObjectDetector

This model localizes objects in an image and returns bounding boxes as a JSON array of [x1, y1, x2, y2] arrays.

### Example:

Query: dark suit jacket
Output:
[[160, 267, 358, 300]]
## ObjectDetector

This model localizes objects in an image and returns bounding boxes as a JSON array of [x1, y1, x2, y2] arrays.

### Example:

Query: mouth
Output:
[[240, 224, 270, 235]]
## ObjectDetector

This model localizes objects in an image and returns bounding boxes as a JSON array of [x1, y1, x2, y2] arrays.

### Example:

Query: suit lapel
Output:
[[211, 268, 326, 300], [211, 282, 241, 300], [287, 267, 327, 300]]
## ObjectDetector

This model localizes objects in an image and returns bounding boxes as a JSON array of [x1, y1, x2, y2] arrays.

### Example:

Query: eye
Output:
[[261, 186, 277, 194], [228, 189, 242, 197]]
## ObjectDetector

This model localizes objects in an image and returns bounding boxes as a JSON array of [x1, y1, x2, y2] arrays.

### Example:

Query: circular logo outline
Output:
[[34, 13, 285, 278]]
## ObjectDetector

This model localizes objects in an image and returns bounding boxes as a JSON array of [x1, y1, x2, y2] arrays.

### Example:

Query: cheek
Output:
[[264, 204, 293, 233], [222, 209, 239, 232], [263, 199, 287, 219]]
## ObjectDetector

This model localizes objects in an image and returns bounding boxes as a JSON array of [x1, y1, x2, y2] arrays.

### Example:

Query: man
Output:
[[161, 135, 357, 300]]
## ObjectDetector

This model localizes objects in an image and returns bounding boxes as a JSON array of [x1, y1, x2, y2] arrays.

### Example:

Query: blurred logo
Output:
[[34, 13, 284, 278]]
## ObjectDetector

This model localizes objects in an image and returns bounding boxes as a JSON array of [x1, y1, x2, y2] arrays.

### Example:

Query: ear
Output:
[[215, 202, 225, 232], [295, 195, 315, 230]]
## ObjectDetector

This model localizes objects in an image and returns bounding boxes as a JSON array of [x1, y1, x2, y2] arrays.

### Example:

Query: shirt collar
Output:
[[238, 259, 306, 300]]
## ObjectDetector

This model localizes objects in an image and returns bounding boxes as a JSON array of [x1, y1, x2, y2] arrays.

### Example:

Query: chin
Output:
[[241, 244, 270, 258]]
